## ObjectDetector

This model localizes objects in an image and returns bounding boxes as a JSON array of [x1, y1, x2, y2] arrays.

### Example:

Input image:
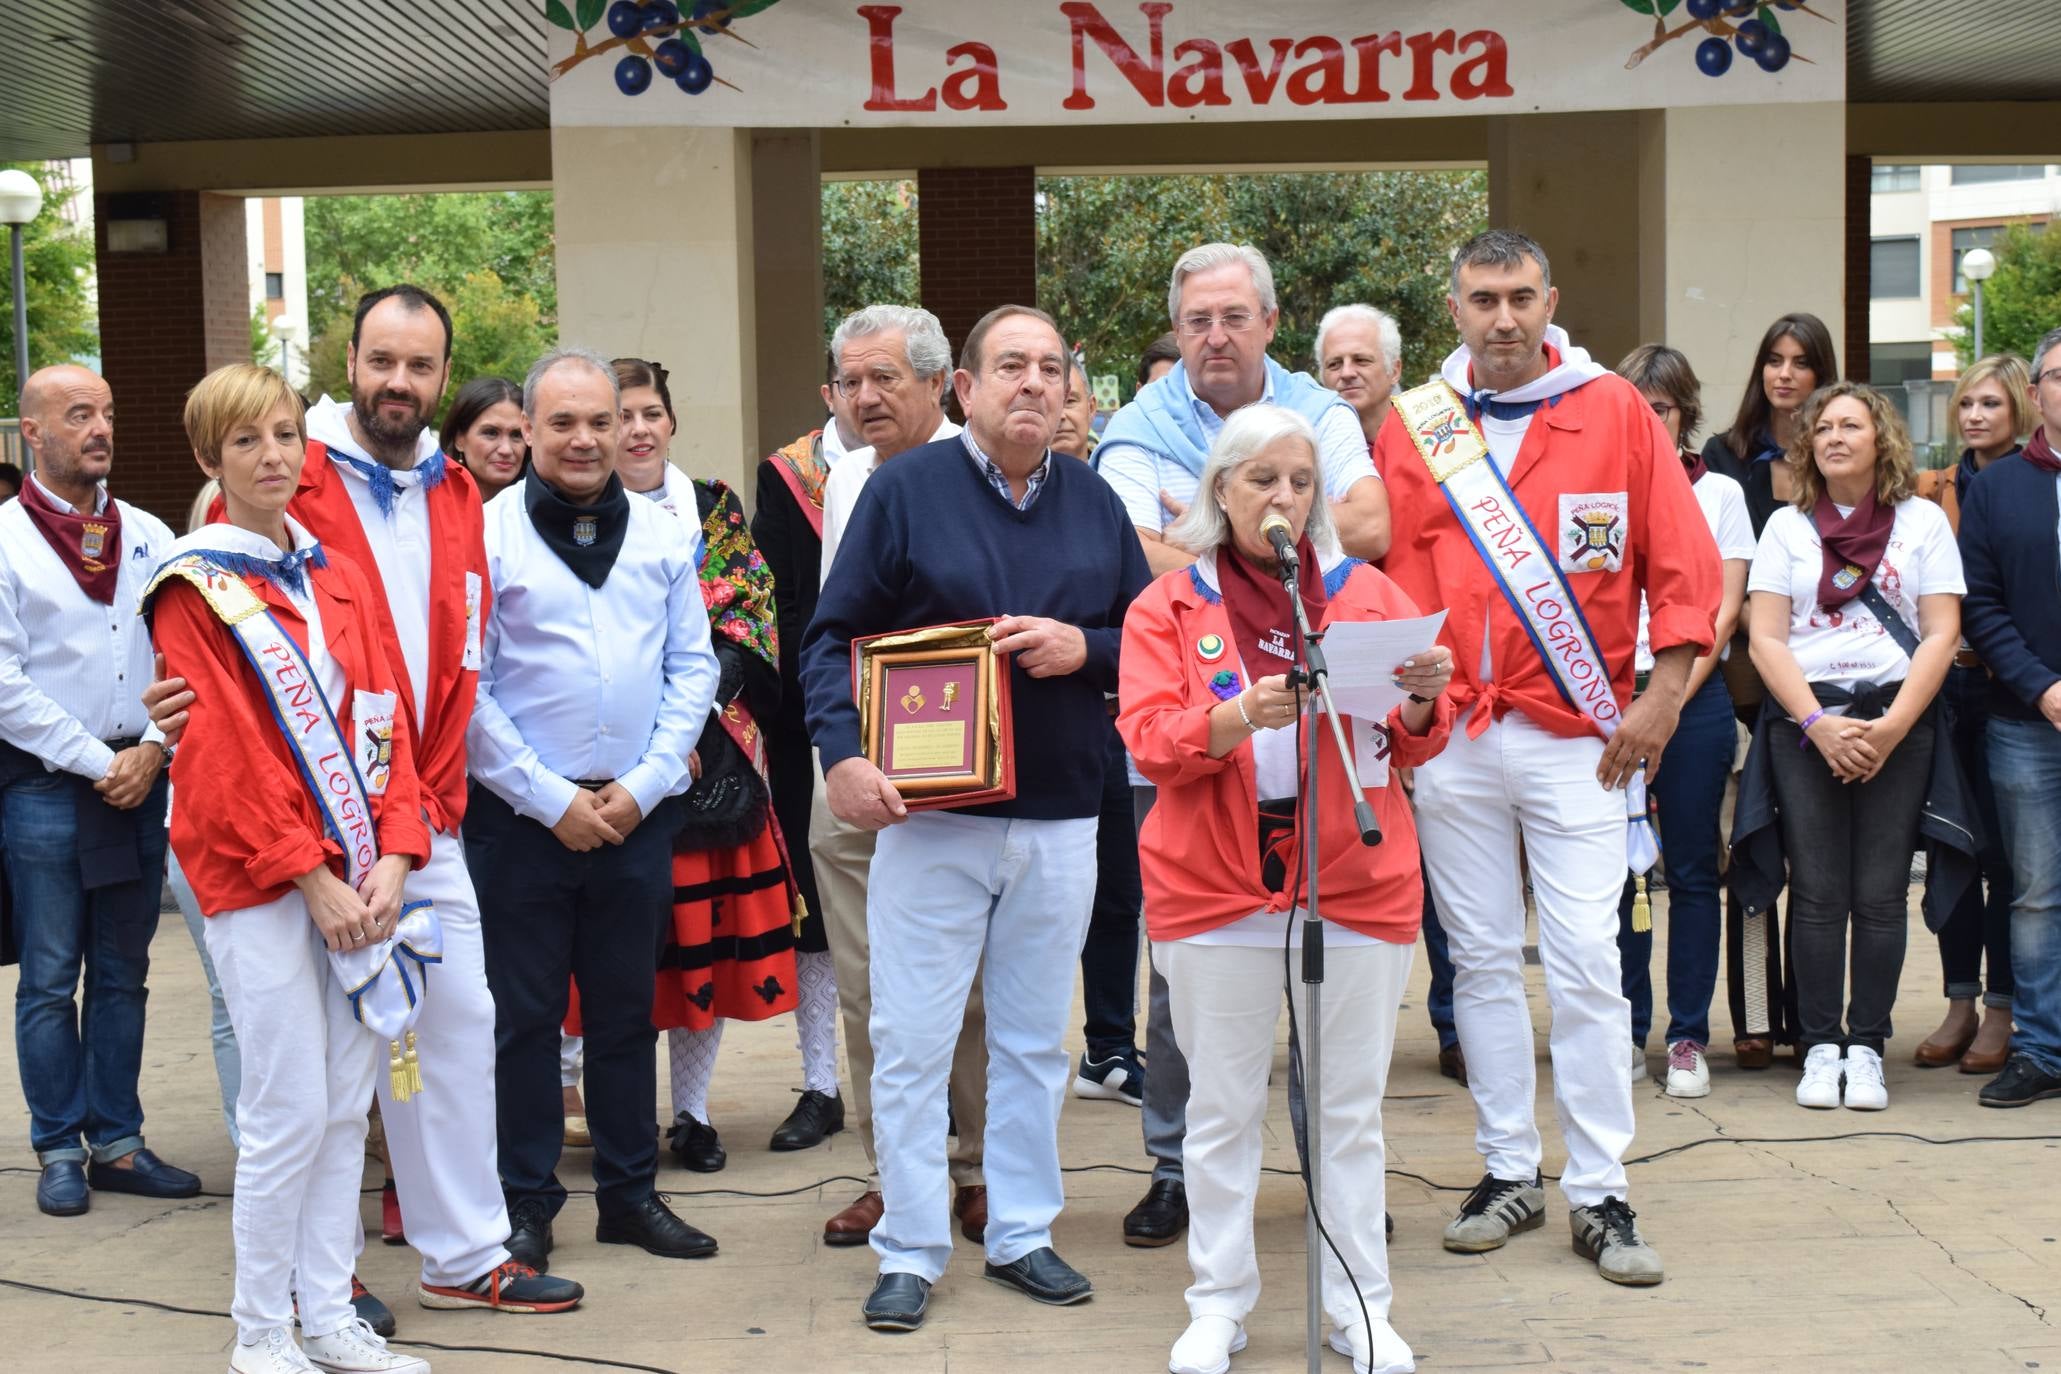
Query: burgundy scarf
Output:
[[17, 477, 122, 605], [1812, 490, 1895, 611], [1680, 448, 1707, 485], [1220, 534, 1327, 683], [2025, 426, 2061, 474]]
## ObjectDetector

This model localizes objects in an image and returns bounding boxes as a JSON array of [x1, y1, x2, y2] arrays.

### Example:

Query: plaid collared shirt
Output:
[[960, 429, 1051, 511]]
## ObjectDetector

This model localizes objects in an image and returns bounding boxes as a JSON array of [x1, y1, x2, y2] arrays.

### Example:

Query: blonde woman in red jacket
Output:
[[1118, 404, 1454, 1374]]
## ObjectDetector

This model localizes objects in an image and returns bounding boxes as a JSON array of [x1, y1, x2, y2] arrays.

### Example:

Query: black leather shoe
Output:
[[984, 1246, 1092, 1305], [36, 1160, 89, 1216], [769, 1089, 846, 1152], [507, 1198, 554, 1272], [667, 1113, 727, 1172], [1979, 1054, 2061, 1108], [1122, 1178, 1187, 1247], [88, 1147, 200, 1199], [595, 1195, 718, 1258], [863, 1272, 931, 1331]]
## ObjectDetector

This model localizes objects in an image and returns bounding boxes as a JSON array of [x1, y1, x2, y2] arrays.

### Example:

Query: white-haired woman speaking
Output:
[[1117, 404, 1454, 1374]]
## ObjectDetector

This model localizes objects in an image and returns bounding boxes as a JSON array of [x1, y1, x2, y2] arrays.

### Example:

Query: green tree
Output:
[[0, 162, 99, 413], [821, 179, 920, 342], [302, 270, 552, 411], [1953, 221, 2061, 368]]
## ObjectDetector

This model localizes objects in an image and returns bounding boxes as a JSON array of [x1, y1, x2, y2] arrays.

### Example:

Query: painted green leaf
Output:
[[544, 0, 575, 31], [1618, 0, 1656, 14], [576, 0, 605, 30], [680, 29, 704, 55], [729, 0, 784, 16], [1760, 7, 1783, 36], [1655, 0, 1680, 13]]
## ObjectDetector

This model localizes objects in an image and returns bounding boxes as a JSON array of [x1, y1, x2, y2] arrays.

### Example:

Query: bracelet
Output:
[[1797, 708, 1826, 747], [1235, 693, 1261, 732]]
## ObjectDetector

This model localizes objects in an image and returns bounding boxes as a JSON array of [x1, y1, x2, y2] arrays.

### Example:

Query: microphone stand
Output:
[[1275, 541, 1381, 1374]]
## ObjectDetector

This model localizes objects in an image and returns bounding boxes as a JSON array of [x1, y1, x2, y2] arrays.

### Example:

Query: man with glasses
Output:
[[1962, 326, 2061, 1109], [1093, 243, 1393, 1249], [809, 305, 995, 1252]]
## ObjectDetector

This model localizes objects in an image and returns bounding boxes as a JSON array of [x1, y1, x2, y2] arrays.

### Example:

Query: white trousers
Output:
[[868, 811, 1096, 1282], [1412, 714, 1635, 1207], [1158, 936, 1411, 1329], [373, 830, 511, 1286], [205, 893, 379, 1343]]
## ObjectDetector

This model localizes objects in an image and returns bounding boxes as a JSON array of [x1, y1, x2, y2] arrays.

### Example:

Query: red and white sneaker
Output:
[[418, 1260, 584, 1314], [1663, 1041, 1711, 1099]]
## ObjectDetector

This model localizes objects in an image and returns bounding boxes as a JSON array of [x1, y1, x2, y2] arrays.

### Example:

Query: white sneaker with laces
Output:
[[1797, 1043, 1843, 1109], [228, 1329, 316, 1374], [1842, 1045, 1888, 1110], [1168, 1315, 1246, 1374], [1663, 1041, 1710, 1099], [299, 1318, 430, 1374], [1326, 1319, 1416, 1374], [1629, 1041, 1647, 1083]]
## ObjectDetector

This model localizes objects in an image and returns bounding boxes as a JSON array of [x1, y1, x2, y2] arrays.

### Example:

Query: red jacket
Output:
[[153, 550, 430, 917], [1118, 558, 1454, 944], [1375, 375, 1720, 740], [214, 443, 488, 832]]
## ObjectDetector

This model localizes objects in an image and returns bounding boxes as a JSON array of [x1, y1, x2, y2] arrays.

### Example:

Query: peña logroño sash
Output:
[[144, 551, 443, 1099], [1392, 381, 1659, 878]]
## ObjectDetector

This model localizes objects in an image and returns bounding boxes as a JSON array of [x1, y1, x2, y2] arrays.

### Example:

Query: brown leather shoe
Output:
[[954, 1185, 988, 1244], [1914, 1031, 1976, 1067], [1734, 1037, 1773, 1070], [1438, 1043, 1469, 1088], [824, 1190, 883, 1247], [1960, 1007, 2015, 1074]]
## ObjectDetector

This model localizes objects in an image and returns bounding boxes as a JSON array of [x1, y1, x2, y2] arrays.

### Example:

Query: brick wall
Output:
[[95, 190, 250, 527], [917, 166, 1038, 367]]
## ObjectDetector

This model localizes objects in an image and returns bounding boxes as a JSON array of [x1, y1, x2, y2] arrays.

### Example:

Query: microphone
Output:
[[1258, 511, 1297, 584]]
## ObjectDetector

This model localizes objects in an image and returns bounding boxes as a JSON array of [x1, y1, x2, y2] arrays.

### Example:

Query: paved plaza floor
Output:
[[4, 890, 2059, 1373]]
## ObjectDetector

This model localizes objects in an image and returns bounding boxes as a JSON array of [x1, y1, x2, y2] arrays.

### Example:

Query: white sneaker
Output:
[[229, 1329, 316, 1374], [1327, 1319, 1416, 1374], [299, 1318, 430, 1374], [1169, 1315, 1246, 1374], [1842, 1046, 1888, 1111], [1663, 1041, 1711, 1099], [1629, 1041, 1647, 1083], [1797, 1043, 1844, 1109]]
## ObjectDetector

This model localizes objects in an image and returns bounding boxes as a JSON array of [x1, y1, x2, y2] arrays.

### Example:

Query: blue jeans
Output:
[[1933, 665, 2014, 1004], [1617, 672, 1733, 1047], [1423, 889, 1459, 1051], [4, 770, 168, 1163], [167, 847, 242, 1149], [1990, 717, 2061, 1076]]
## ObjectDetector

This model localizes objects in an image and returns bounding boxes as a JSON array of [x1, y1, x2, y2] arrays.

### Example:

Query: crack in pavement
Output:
[[1883, 1196, 2052, 1327]]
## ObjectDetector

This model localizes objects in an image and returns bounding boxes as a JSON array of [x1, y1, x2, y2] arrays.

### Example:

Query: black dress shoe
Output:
[[1122, 1178, 1187, 1247], [770, 1089, 846, 1152], [36, 1159, 89, 1216], [88, 1147, 200, 1199], [1979, 1053, 2061, 1108], [507, 1198, 554, 1272], [984, 1246, 1092, 1305], [595, 1195, 719, 1258], [862, 1272, 931, 1331], [667, 1113, 727, 1172]]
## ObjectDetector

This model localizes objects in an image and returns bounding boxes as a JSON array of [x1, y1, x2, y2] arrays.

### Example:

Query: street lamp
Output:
[[272, 314, 300, 382], [1963, 246, 1997, 361], [0, 168, 45, 396]]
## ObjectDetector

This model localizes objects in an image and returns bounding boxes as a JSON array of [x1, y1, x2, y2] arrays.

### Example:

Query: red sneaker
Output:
[[381, 1179, 406, 1245]]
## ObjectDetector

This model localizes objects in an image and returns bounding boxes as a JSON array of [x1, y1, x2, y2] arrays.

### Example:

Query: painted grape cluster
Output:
[[1620, 0, 1827, 78], [544, 0, 782, 96]]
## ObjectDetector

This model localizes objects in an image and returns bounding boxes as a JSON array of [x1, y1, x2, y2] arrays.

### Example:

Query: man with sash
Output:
[[1093, 243, 1391, 1248], [148, 287, 580, 1316], [466, 346, 721, 1261], [0, 364, 196, 1218], [1376, 230, 1719, 1285]]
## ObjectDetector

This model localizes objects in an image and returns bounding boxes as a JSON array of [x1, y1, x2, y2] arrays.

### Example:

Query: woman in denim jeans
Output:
[[1746, 383, 1965, 1112], [1612, 346, 1755, 1098]]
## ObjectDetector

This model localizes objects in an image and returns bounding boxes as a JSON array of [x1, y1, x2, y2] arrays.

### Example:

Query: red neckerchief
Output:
[[1681, 447, 1708, 485], [1220, 535, 1327, 685], [2025, 426, 2061, 474], [17, 477, 122, 604], [1812, 489, 1895, 611]]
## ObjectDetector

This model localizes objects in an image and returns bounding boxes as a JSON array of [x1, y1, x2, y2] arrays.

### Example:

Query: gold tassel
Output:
[[404, 1031, 424, 1097], [1631, 874, 1652, 934], [791, 892, 806, 938], [389, 1039, 412, 1103]]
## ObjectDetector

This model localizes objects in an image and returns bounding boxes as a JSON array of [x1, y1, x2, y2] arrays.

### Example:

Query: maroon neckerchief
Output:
[[17, 476, 122, 604], [1220, 534, 1327, 684], [2025, 426, 2061, 474], [1812, 489, 1895, 611], [1681, 448, 1708, 485]]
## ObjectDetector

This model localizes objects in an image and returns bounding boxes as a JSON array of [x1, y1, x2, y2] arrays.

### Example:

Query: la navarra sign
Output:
[[547, 0, 1845, 127]]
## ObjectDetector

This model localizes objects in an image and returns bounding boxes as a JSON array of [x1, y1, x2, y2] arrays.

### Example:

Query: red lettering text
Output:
[[859, 5, 937, 112], [1062, 2, 1171, 110]]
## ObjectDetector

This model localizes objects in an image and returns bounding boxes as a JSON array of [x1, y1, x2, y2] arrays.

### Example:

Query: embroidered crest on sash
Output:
[[81, 522, 110, 567], [1831, 562, 1864, 591], [573, 515, 598, 547], [1558, 492, 1629, 573]]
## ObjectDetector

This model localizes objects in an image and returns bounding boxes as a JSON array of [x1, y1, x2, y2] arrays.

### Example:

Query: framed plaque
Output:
[[852, 619, 1015, 811]]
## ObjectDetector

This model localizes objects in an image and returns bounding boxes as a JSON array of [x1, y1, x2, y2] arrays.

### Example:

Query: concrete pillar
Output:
[[95, 190, 250, 526], [917, 166, 1037, 362], [751, 130, 828, 463]]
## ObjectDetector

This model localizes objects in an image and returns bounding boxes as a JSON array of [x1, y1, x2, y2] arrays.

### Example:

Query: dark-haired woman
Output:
[[1703, 312, 1839, 1069], [439, 377, 526, 502]]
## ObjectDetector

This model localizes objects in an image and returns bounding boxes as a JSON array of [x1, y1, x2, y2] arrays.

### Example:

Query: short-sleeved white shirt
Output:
[[1747, 496, 1964, 693], [1636, 470, 1756, 671]]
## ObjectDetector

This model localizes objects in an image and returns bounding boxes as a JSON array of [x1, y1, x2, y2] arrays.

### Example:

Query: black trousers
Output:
[[1079, 719, 1144, 1058], [467, 785, 678, 1218]]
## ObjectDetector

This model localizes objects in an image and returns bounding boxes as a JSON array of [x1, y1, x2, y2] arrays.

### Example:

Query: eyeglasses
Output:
[[2036, 367, 2061, 388], [1176, 311, 1260, 337], [1648, 400, 1678, 421], [830, 370, 908, 398]]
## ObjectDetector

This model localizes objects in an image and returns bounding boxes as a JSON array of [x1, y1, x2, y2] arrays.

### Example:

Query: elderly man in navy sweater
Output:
[[803, 304, 1151, 1331], [1962, 323, 2061, 1110]]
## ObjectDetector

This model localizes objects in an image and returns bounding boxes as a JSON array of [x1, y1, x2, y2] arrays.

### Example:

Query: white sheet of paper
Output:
[[1318, 610, 1449, 721]]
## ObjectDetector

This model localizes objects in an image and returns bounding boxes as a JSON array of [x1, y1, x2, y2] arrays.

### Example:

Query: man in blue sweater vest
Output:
[[802, 304, 1151, 1331], [1961, 323, 2061, 1109]]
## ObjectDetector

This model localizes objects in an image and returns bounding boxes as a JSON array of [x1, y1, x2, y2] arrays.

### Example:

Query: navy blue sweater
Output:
[[801, 436, 1151, 820], [1958, 448, 2061, 721]]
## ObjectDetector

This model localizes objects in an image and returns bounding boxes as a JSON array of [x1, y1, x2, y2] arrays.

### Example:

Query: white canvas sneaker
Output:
[[228, 1329, 316, 1374], [1842, 1046, 1889, 1110], [1797, 1043, 1844, 1109], [1629, 1041, 1648, 1082], [1663, 1041, 1711, 1099], [1168, 1315, 1246, 1374], [299, 1318, 430, 1374], [1327, 1318, 1417, 1374]]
